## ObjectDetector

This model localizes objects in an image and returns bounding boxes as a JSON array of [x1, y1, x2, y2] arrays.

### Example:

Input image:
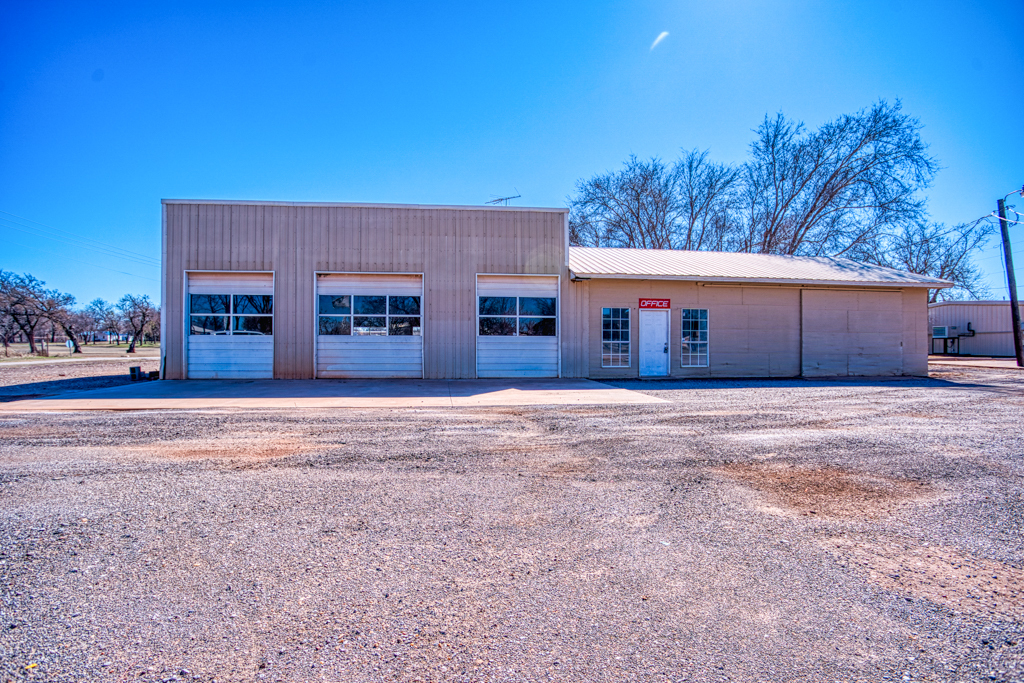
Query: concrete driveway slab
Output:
[[0, 378, 666, 411]]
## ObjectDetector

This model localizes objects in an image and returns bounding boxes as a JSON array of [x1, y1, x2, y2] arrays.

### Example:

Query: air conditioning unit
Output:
[[932, 326, 949, 338]]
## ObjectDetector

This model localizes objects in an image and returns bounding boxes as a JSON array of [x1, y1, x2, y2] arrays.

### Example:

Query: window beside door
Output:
[[601, 307, 630, 367], [680, 308, 708, 367]]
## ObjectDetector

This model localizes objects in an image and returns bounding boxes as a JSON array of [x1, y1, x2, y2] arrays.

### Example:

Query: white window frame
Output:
[[601, 307, 631, 368], [680, 308, 709, 367], [477, 296, 557, 337], [188, 293, 274, 336], [317, 293, 422, 337]]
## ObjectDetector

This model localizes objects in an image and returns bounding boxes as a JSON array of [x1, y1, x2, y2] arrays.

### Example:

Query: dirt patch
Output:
[[826, 538, 1024, 620], [126, 436, 313, 461], [718, 462, 932, 518]]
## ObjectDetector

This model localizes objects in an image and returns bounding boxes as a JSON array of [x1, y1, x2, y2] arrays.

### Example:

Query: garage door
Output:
[[477, 275, 558, 378], [187, 272, 274, 379], [801, 289, 903, 376], [316, 273, 423, 378]]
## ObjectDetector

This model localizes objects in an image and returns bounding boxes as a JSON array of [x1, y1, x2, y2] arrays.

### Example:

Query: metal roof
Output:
[[929, 300, 1020, 307], [569, 247, 952, 288], [161, 199, 568, 213]]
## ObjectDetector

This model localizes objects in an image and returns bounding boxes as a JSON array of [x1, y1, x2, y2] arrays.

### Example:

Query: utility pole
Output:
[[997, 197, 1024, 367]]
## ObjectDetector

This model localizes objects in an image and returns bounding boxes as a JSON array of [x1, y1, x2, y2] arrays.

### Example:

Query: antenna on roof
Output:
[[486, 189, 521, 206]]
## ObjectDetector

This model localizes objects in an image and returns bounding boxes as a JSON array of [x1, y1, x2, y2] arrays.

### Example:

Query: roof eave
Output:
[[161, 199, 568, 213], [569, 271, 953, 288]]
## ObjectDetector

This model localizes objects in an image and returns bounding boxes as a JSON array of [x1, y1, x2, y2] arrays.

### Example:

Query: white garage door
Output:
[[316, 273, 423, 378], [477, 275, 559, 378], [187, 272, 274, 379]]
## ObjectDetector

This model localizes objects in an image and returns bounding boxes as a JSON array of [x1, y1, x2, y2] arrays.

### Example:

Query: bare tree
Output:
[[37, 290, 96, 354], [88, 299, 121, 344], [871, 221, 995, 303], [677, 149, 740, 251], [735, 100, 937, 256], [117, 294, 157, 353], [0, 281, 18, 356], [567, 100, 942, 267], [0, 271, 47, 354], [569, 156, 683, 249]]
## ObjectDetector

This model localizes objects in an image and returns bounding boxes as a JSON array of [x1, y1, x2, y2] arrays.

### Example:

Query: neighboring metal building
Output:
[[160, 200, 950, 380], [928, 301, 1024, 356]]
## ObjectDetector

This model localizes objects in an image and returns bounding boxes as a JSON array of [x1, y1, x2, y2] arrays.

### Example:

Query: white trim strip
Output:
[[163, 199, 568, 213]]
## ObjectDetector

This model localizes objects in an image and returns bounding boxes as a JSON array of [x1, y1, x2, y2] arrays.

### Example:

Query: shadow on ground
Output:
[[0, 374, 142, 402]]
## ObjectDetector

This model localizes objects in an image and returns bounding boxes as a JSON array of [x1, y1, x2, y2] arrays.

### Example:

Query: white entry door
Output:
[[639, 309, 669, 376]]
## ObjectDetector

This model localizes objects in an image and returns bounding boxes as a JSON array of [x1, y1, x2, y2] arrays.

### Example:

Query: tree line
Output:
[[568, 100, 992, 301], [0, 270, 159, 356]]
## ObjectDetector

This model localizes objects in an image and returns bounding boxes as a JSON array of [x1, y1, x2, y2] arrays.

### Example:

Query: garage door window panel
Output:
[[479, 317, 517, 336], [191, 294, 231, 314], [520, 297, 556, 316], [234, 295, 273, 315], [388, 296, 420, 316], [389, 317, 420, 336], [353, 316, 387, 336], [190, 315, 229, 335], [189, 293, 272, 336], [520, 317, 556, 336], [319, 316, 351, 335], [479, 297, 517, 316], [354, 296, 386, 315], [233, 316, 273, 335], [479, 296, 557, 337], [320, 294, 420, 337]]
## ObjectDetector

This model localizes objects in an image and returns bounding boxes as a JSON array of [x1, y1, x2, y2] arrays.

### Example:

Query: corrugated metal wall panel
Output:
[[163, 203, 566, 379], [928, 302, 1024, 357], [801, 289, 904, 376]]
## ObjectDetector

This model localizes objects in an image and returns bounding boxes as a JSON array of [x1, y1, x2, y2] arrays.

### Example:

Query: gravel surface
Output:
[[0, 367, 1022, 682], [0, 359, 160, 402]]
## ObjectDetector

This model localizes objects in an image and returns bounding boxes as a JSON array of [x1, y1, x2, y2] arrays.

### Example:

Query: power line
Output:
[[0, 217, 161, 269], [0, 209, 161, 266], [0, 215, 161, 267], [3, 239, 160, 283]]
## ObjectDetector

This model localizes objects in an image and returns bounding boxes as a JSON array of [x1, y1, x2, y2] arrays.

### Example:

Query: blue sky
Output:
[[1, 1, 1022, 306]]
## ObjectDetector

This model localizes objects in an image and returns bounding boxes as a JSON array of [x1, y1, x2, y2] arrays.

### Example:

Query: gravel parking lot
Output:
[[0, 366, 1022, 683]]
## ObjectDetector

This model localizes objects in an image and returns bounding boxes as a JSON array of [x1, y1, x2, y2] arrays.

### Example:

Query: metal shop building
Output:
[[160, 200, 949, 380], [928, 300, 1024, 356]]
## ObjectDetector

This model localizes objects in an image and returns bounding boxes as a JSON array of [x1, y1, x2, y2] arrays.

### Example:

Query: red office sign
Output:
[[639, 298, 670, 309]]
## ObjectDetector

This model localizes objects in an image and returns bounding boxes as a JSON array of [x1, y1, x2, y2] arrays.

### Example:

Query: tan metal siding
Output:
[[162, 202, 566, 379], [902, 288, 929, 375], [801, 289, 904, 376], [928, 301, 1024, 357], [581, 281, 802, 379], [561, 278, 590, 378]]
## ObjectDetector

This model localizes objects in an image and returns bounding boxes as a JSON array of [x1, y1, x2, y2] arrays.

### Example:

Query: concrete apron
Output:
[[0, 378, 668, 411]]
